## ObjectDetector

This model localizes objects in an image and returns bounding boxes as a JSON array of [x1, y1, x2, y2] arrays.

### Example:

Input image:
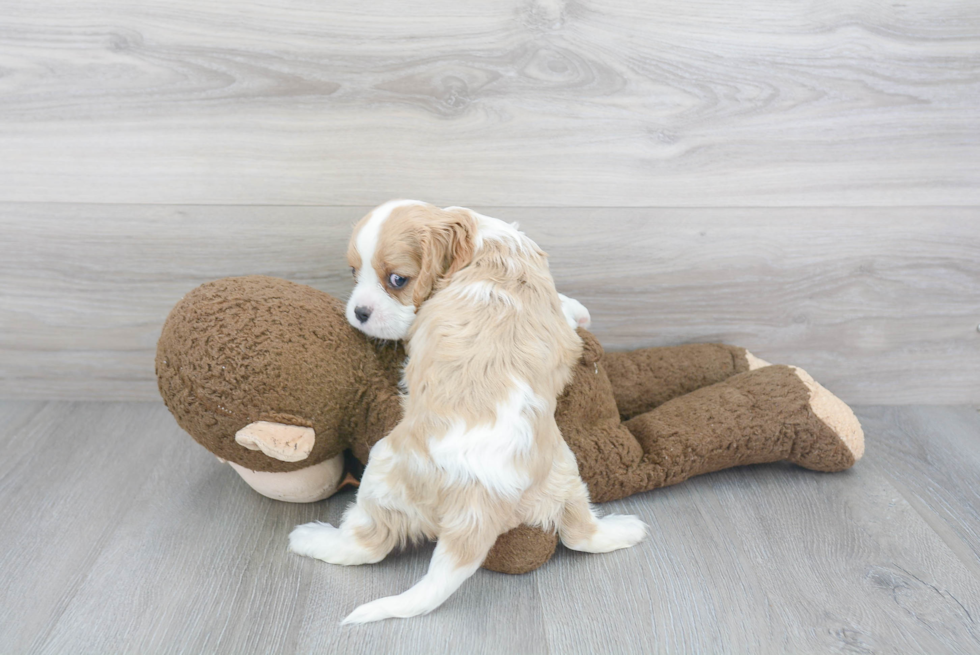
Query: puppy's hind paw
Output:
[[595, 514, 647, 550], [289, 521, 384, 566], [288, 521, 339, 560], [565, 514, 647, 553]]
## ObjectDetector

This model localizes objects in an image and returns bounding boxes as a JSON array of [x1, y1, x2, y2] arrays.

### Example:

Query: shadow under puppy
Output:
[[288, 200, 646, 623]]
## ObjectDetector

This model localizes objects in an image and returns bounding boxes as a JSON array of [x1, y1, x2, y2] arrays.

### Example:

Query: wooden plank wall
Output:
[[1, 0, 978, 403]]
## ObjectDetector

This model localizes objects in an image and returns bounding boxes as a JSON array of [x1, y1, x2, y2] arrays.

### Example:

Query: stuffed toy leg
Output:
[[575, 336, 863, 502], [484, 336, 863, 573]]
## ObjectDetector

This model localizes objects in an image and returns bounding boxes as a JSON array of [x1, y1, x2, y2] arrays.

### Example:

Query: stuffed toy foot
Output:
[[485, 356, 864, 574], [621, 364, 864, 489], [553, 335, 864, 504]]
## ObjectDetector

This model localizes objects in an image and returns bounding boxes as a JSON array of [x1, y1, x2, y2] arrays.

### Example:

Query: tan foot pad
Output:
[[744, 350, 772, 370], [792, 366, 865, 463]]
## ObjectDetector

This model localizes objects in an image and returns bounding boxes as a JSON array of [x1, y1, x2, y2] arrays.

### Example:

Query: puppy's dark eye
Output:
[[388, 273, 409, 289], [350, 266, 356, 279]]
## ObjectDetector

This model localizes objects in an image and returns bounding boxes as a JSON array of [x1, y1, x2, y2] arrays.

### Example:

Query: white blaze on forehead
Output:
[[355, 199, 425, 280], [347, 199, 425, 340]]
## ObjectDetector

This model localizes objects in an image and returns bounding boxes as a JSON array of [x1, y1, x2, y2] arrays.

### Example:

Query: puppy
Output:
[[289, 200, 646, 623]]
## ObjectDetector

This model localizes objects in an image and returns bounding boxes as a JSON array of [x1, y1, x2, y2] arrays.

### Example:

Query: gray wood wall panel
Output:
[[0, 0, 977, 206], [1, 0, 978, 402], [1, 204, 977, 403]]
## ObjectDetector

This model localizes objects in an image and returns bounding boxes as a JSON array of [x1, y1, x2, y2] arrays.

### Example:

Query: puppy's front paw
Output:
[[558, 293, 591, 330]]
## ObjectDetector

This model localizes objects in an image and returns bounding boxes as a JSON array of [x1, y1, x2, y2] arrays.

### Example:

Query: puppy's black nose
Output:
[[354, 306, 372, 323]]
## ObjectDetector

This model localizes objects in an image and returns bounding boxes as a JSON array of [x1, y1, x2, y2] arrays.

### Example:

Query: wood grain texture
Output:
[[0, 0, 977, 206], [0, 402, 177, 652], [2, 204, 977, 403], [538, 461, 980, 653], [860, 406, 980, 578], [2, 401, 980, 654]]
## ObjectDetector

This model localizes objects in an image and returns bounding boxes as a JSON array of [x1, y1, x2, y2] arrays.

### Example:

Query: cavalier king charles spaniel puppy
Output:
[[289, 200, 646, 623]]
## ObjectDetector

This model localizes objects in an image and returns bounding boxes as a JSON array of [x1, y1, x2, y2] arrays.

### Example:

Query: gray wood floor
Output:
[[2, 401, 979, 654]]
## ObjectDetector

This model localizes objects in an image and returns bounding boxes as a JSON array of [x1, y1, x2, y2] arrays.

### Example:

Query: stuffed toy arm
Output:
[[485, 350, 865, 576], [556, 331, 863, 505], [601, 342, 770, 420]]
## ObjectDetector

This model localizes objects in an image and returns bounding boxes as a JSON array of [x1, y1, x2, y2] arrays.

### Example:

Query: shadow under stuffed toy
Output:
[[156, 276, 864, 574]]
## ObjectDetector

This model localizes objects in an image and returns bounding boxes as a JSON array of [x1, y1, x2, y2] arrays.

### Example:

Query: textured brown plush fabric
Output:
[[620, 365, 856, 489], [602, 343, 750, 421], [483, 525, 560, 574], [157, 276, 861, 575], [156, 276, 405, 472]]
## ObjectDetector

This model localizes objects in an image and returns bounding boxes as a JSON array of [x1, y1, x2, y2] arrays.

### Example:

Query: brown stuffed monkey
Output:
[[156, 276, 863, 574]]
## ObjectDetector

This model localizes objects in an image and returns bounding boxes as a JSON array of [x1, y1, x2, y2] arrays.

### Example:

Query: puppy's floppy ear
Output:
[[413, 207, 476, 307]]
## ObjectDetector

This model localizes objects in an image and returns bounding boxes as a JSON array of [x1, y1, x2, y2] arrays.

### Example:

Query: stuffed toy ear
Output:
[[412, 208, 476, 307], [235, 421, 315, 462], [576, 328, 604, 364]]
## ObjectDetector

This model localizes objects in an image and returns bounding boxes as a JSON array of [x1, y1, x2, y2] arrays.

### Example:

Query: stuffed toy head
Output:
[[156, 276, 406, 501], [158, 276, 863, 574]]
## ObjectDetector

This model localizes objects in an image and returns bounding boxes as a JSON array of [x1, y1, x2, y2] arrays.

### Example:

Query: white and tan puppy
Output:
[[289, 200, 645, 623]]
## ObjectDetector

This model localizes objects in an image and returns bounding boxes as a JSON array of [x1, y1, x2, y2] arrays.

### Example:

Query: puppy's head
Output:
[[346, 200, 476, 340]]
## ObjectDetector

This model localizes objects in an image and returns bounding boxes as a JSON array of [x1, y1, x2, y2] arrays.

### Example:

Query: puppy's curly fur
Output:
[[289, 201, 646, 623]]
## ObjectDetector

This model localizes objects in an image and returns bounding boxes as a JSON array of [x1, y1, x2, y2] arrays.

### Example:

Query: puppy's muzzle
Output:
[[354, 306, 372, 323]]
